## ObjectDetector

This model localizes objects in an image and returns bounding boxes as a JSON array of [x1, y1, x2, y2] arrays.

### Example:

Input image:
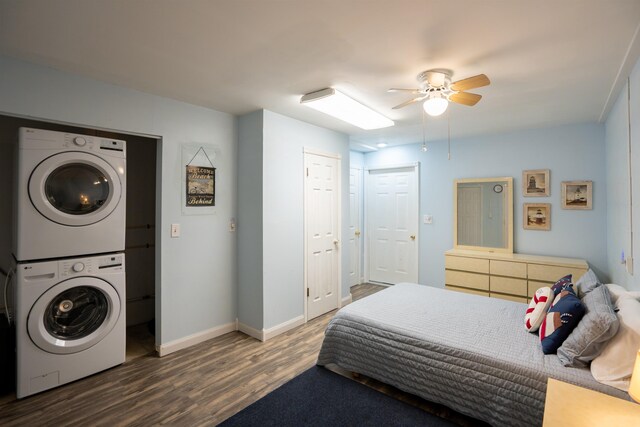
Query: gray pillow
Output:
[[575, 269, 601, 298], [557, 285, 619, 367]]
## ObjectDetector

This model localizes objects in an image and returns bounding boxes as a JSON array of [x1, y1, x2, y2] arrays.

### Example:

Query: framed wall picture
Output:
[[522, 169, 550, 197], [186, 165, 215, 206], [523, 203, 551, 230], [561, 181, 592, 210]]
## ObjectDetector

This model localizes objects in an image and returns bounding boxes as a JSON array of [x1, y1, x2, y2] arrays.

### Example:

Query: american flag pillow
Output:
[[525, 287, 553, 332], [540, 288, 586, 354]]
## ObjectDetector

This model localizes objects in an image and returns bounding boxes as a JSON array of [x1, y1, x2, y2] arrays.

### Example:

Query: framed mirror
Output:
[[454, 177, 513, 253]]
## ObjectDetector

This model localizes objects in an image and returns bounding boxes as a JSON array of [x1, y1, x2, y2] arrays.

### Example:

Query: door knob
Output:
[[410, 235, 416, 241], [333, 239, 340, 246], [355, 230, 361, 237]]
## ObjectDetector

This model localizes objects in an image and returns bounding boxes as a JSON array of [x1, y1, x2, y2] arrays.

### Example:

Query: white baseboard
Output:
[[263, 315, 304, 341], [237, 315, 306, 342], [158, 315, 307, 354], [340, 293, 353, 307], [156, 321, 236, 357], [237, 322, 264, 341]]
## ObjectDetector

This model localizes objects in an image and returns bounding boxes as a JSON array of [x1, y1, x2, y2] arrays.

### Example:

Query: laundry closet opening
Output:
[[0, 114, 161, 372]]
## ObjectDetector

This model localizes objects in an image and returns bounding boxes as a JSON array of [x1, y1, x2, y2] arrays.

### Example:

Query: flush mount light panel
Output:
[[301, 88, 394, 130]]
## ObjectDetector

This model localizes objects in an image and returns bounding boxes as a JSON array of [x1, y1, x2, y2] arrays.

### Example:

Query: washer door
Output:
[[28, 152, 122, 226], [28, 277, 121, 354]]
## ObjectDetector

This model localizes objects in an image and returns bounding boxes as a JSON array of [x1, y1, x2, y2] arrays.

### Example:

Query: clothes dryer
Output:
[[13, 127, 126, 261], [15, 253, 125, 398]]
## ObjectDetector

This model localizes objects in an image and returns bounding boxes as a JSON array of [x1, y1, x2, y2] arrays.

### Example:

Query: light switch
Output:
[[171, 223, 180, 238], [423, 214, 433, 224]]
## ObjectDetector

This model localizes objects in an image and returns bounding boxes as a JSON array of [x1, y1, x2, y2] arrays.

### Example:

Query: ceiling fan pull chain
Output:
[[421, 108, 428, 152], [448, 110, 451, 160]]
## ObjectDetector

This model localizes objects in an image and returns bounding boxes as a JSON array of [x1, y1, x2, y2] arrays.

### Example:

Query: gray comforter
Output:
[[317, 283, 629, 427]]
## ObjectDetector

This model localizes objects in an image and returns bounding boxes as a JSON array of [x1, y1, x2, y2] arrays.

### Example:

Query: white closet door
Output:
[[367, 165, 418, 284], [304, 151, 340, 320], [348, 167, 362, 287]]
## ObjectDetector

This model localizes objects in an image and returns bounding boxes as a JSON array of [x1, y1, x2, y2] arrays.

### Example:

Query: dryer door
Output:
[[28, 152, 122, 226], [27, 277, 121, 354]]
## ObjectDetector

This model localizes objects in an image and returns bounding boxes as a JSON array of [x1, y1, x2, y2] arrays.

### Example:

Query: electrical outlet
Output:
[[171, 223, 180, 238], [423, 214, 433, 224]]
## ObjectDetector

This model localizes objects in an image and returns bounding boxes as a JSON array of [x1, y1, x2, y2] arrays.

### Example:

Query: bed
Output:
[[316, 283, 630, 427]]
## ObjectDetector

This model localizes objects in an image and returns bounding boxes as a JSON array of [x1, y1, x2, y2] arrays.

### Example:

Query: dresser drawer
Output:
[[446, 285, 489, 298], [445, 255, 489, 274], [491, 276, 527, 296], [527, 264, 587, 283], [490, 260, 527, 278], [490, 293, 528, 304], [528, 280, 552, 298], [445, 270, 489, 291]]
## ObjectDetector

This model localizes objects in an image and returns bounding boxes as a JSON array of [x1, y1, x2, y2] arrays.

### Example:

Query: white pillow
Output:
[[590, 294, 640, 391], [524, 287, 553, 332], [605, 283, 640, 304]]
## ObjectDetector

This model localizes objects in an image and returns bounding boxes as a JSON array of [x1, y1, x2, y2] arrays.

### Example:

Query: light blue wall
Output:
[[364, 123, 608, 287], [605, 57, 640, 290], [237, 111, 264, 329], [350, 150, 364, 168], [0, 55, 238, 344], [262, 110, 350, 328]]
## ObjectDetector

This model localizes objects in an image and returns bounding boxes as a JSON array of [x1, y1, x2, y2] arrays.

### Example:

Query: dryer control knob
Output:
[[73, 137, 87, 146], [72, 262, 85, 272]]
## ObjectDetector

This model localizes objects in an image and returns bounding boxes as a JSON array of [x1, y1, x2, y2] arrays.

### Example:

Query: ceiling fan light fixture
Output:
[[423, 94, 448, 117], [301, 88, 394, 130]]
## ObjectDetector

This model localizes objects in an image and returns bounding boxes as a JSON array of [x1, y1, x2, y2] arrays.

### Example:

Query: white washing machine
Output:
[[15, 253, 126, 398], [13, 127, 126, 261]]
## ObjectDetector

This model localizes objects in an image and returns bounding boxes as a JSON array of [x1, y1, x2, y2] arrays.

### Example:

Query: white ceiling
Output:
[[1, 1, 639, 151]]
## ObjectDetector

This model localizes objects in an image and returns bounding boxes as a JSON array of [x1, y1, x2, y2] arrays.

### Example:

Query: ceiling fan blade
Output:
[[450, 74, 490, 92], [388, 88, 421, 93], [392, 95, 427, 109], [449, 92, 482, 106]]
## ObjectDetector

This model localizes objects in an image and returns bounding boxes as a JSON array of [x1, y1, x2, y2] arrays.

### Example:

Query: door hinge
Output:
[[307, 288, 310, 297], [306, 168, 309, 177]]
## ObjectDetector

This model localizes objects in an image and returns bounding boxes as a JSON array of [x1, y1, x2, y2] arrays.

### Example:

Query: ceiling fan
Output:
[[389, 69, 490, 116]]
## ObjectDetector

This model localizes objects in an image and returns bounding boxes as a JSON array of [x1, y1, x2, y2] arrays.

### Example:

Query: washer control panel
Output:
[[58, 254, 124, 277], [98, 254, 124, 271], [60, 258, 95, 277]]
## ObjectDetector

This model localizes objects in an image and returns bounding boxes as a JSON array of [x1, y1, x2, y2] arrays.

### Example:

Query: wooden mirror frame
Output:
[[453, 177, 513, 253]]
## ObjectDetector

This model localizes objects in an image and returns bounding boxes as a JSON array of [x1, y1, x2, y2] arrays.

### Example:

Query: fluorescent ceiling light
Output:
[[301, 88, 394, 130], [376, 143, 387, 148]]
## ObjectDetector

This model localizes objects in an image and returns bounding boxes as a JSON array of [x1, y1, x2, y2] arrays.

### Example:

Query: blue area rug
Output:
[[219, 366, 458, 427]]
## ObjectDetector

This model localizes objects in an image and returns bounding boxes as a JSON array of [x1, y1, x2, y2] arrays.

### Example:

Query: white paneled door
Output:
[[304, 150, 340, 321], [367, 165, 419, 284], [348, 167, 362, 287]]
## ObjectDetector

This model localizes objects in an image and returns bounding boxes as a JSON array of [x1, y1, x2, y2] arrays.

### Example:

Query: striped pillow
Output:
[[525, 287, 553, 332]]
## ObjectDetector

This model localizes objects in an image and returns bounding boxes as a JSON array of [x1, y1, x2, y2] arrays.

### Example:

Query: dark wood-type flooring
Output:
[[0, 284, 483, 426]]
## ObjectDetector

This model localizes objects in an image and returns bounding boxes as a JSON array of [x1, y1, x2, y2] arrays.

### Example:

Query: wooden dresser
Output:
[[444, 249, 588, 303]]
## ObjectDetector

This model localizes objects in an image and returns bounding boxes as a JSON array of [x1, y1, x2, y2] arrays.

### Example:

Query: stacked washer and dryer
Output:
[[13, 127, 127, 398]]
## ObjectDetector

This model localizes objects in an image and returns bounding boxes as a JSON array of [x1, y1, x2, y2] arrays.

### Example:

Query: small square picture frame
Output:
[[523, 203, 551, 231], [522, 169, 550, 197], [561, 181, 592, 210]]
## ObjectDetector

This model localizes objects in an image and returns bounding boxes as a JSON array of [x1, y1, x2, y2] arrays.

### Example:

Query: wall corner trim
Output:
[[156, 322, 236, 357], [263, 315, 305, 341], [340, 293, 353, 307], [237, 322, 264, 341], [238, 315, 307, 342]]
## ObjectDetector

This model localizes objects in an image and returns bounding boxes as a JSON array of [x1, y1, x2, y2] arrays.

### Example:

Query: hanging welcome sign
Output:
[[185, 147, 216, 207]]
